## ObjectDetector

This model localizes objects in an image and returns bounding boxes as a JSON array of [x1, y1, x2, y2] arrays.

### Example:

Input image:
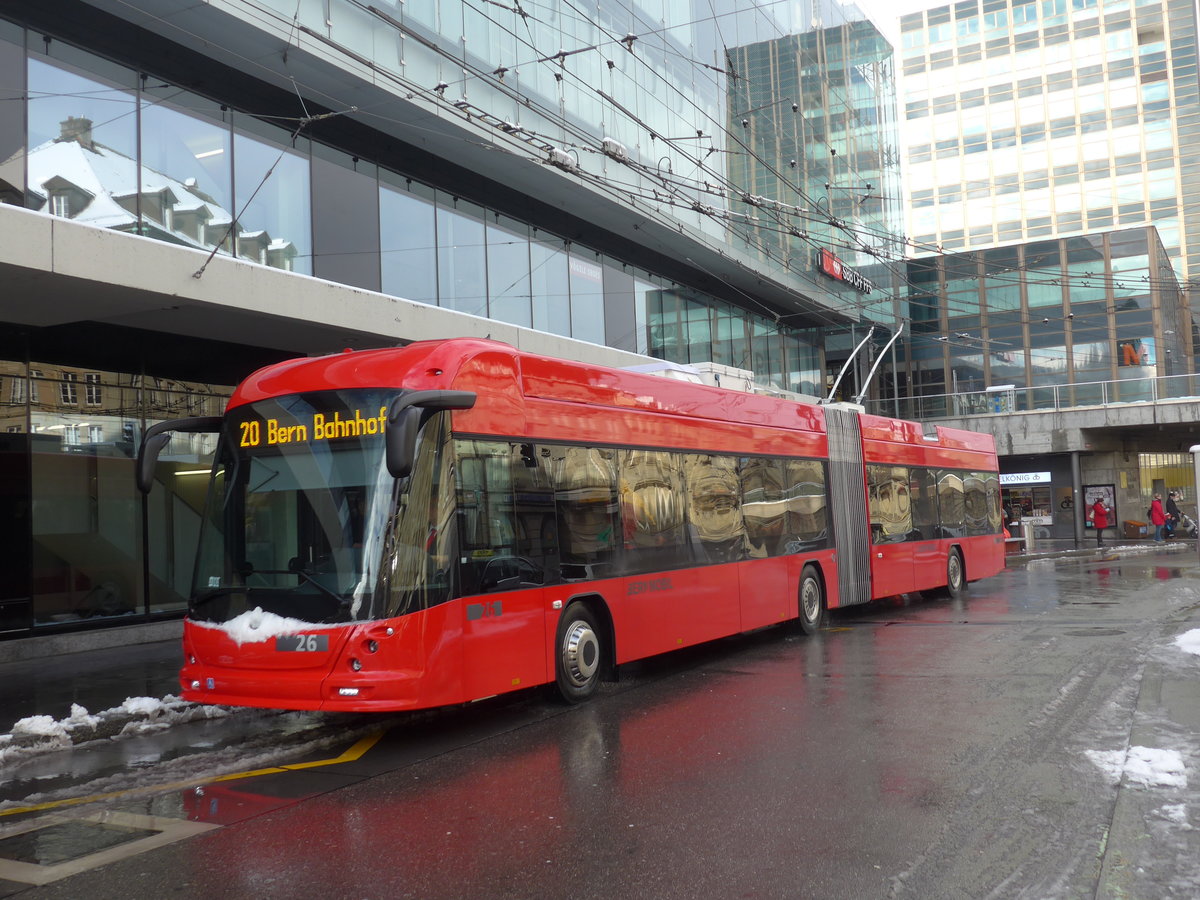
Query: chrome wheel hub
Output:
[[562, 621, 599, 687]]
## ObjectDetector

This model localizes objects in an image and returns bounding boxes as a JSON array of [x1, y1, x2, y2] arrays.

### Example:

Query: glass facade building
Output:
[[898, 0, 1200, 292], [727, 21, 904, 310], [890, 226, 1188, 416], [0, 1, 905, 640]]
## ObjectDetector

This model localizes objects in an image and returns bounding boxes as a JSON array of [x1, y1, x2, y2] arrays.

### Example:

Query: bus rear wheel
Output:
[[555, 604, 602, 703], [942, 549, 965, 599], [798, 565, 825, 635]]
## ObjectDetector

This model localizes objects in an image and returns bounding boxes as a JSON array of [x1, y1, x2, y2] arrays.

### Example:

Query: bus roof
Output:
[[228, 339, 994, 463]]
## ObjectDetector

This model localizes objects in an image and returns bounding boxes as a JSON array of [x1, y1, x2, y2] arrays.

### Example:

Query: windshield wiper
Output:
[[238, 559, 348, 606], [190, 586, 240, 611]]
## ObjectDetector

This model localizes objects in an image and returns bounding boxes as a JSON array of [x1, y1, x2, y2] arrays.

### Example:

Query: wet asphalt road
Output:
[[4, 544, 1200, 899]]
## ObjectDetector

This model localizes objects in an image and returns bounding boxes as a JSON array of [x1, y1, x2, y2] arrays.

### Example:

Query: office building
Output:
[[0, 0, 903, 643], [898, 0, 1200, 294]]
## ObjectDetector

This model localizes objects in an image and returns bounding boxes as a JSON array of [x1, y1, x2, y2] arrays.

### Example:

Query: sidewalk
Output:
[[1008, 536, 1198, 562], [0, 639, 183, 732]]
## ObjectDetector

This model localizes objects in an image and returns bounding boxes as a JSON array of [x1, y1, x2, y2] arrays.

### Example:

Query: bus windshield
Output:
[[191, 389, 403, 626]]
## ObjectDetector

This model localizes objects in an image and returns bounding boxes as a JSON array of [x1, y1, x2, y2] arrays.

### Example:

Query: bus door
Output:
[[909, 467, 944, 590], [867, 464, 916, 598], [457, 440, 555, 699], [460, 573, 549, 700]]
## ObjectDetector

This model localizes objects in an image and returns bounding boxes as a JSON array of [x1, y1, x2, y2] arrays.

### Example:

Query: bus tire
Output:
[[942, 549, 965, 599], [555, 604, 602, 703], [797, 565, 825, 635]]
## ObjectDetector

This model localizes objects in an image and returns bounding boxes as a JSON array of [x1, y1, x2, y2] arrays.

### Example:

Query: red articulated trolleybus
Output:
[[137, 338, 1004, 712]]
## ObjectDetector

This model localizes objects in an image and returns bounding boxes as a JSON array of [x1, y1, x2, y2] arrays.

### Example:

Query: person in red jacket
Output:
[[1150, 493, 1167, 542], [1090, 496, 1110, 548]]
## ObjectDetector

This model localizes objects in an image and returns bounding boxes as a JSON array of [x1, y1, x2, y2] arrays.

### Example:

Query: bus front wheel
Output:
[[798, 565, 825, 635], [555, 604, 602, 703]]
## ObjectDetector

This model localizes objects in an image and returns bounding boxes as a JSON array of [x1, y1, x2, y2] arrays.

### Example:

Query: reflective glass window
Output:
[[380, 177, 437, 305], [454, 440, 553, 594], [964, 472, 990, 535], [486, 215, 532, 328], [311, 146, 380, 291], [550, 446, 619, 581], [937, 471, 966, 536], [531, 234, 571, 337], [569, 250, 606, 345], [910, 467, 938, 539], [140, 88, 232, 256], [436, 195, 486, 316], [619, 449, 688, 573], [684, 454, 743, 564], [742, 457, 785, 558], [632, 277, 656, 357], [0, 22, 24, 206], [233, 126, 312, 274], [868, 465, 913, 543], [784, 458, 828, 549], [27, 58, 137, 221]]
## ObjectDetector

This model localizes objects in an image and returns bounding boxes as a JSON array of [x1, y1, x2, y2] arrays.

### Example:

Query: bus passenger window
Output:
[[455, 440, 554, 595], [909, 468, 938, 540], [741, 457, 785, 558], [983, 471, 1002, 534], [783, 459, 828, 550], [868, 465, 912, 543], [964, 472, 989, 536], [549, 445, 619, 581], [937, 471, 966, 537], [684, 454, 743, 564], [619, 449, 689, 574]]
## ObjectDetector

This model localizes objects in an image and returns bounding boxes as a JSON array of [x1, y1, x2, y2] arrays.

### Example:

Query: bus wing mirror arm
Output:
[[385, 390, 477, 478], [136, 416, 224, 494]]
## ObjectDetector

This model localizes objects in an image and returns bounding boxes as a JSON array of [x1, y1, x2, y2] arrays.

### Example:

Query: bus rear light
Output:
[[350, 657, 363, 672], [190, 680, 201, 690], [366, 640, 379, 654], [189, 655, 196, 665]]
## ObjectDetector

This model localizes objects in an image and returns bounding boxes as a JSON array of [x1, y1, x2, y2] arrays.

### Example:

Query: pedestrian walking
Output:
[[1165, 491, 1182, 539], [1089, 496, 1110, 548], [1149, 493, 1167, 542]]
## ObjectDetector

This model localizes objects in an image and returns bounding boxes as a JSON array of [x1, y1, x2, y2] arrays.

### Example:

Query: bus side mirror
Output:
[[136, 415, 223, 494], [385, 390, 476, 479], [386, 407, 422, 479]]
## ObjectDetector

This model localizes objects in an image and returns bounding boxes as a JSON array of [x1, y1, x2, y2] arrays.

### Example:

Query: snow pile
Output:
[[1173, 628, 1200, 657], [192, 606, 348, 645], [1158, 804, 1191, 827], [1086, 746, 1188, 788], [0, 695, 231, 768], [121, 696, 169, 719]]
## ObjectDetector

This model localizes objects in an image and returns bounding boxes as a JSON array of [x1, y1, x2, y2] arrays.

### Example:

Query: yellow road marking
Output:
[[0, 731, 384, 818]]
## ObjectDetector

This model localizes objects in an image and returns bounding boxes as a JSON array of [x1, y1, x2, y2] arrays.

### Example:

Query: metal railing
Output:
[[865, 372, 1200, 421]]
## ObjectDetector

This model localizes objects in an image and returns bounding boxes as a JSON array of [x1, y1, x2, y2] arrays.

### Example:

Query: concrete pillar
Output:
[[1071, 450, 1084, 546]]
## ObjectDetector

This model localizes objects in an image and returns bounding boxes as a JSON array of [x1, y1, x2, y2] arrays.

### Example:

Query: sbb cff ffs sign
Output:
[[818, 248, 874, 294]]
